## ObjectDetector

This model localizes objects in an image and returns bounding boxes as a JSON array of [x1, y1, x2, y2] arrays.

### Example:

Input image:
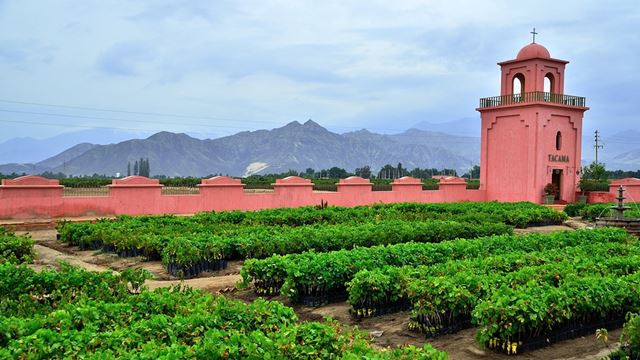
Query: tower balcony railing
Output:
[[479, 91, 586, 108]]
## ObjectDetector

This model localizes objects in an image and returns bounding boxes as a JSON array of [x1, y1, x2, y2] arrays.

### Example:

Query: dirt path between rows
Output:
[[513, 224, 576, 235], [32, 244, 107, 272], [23, 230, 241, 294]]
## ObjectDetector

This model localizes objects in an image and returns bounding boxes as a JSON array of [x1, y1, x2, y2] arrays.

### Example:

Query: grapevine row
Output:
[[60, 202, 565, 241], [408, 249, 640, 340], [347, 240, 637, 318], [61, 218, 511, 278], [0, 263, 447, 359], [474, 272, 640, 355], [241, 228, 630, 305]]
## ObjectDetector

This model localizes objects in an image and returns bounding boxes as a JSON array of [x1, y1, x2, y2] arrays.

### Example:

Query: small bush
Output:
[[0, 228, 35, 264], [564, 203, 587, 217], [579, 179, 610, 192]]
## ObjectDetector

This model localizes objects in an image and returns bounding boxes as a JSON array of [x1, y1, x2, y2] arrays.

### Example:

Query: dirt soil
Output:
[[513, 224, 575, 235], [22, 229, 242, 294], [21, 225, 622, 360], [564, 217, 593, 230], [227, 290, 621, 360]]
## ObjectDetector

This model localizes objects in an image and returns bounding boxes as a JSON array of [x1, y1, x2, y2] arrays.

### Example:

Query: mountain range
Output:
[[0, 120, 638, 177], [0, 120, 480, 177]]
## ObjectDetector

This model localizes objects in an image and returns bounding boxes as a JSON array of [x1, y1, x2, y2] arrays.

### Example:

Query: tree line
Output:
[[3, 162, 639, 183], [127, 158, 150, 177], [274, 164, 475, 180], [0, 164, 494, 182]]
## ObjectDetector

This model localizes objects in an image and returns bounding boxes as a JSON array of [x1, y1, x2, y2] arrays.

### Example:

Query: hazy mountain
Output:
[[581, 130, 640, 170], [37, 143, 99, 169], [1, 120, 479, 177], [387, 128, 479, 162], [0, 142, 99, 175], [411, 117, 480, 137], [3, 121, 637, 177], [0, 129, 151, 164], [0, 163, 44, 175], [53, 132, 214, 177]]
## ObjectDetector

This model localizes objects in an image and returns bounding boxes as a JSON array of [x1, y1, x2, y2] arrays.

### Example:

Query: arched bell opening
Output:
[[512, 73, 525, 102], [544, 73, 555, 101]]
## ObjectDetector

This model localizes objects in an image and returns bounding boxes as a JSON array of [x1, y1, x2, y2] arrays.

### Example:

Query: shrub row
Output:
[[347, 240, 636, 319], [58, 202, 566, 249], [565, 202, 640, 220], [241, 228, 630, 304], [193, 201, 566, 228], [407, 249, 640, 340], [61, 219, 511, 279], [0, 263, 150, 318], [579, 179, 611, 192], [474, 272, 640, 355], [0, 263, 447, 359], [609, 312, 640, 360]]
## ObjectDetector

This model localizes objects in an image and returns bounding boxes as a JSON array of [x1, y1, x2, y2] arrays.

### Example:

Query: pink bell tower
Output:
[[477, 35, 589, 203]]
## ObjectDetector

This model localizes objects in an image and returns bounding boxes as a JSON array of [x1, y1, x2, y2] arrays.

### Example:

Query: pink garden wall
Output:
[[610, 178, 640, 203], [2, 175, 639, 219], [0, 175, 486, 219]]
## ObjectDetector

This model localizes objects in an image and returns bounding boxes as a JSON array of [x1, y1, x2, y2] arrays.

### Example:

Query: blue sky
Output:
[[0, 0, 638, 142]]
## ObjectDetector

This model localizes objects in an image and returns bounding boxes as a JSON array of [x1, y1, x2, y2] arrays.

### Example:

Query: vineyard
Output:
[[0, 228, 446, 359], [57, 202, 561, 278], [3, 201, 640, 358]]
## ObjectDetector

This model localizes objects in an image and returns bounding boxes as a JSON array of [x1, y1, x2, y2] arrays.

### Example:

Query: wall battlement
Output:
[[2, 175, 639, 219], [0, 175, 486, 219]]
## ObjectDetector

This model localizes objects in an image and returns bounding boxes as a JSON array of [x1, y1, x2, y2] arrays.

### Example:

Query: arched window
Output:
[[512, 74, 525, 102], [556, 131, 562, 150], [544, 73, 554, 101]]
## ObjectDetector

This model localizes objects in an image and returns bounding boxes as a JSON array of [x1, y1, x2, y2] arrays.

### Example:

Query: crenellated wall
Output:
[[0, 175, 487, 219], [4, 174, 637, 219]]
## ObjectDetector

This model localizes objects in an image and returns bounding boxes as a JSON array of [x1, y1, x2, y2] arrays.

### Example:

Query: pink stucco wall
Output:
[[573, 179, 640, 204], [499, 56, 567, 96], [610, 178, 640, 203], [0, 175, 486, 219], [479, 103, 585, 203], [587, 191, 615, 204], [1, 176, 637, 220]]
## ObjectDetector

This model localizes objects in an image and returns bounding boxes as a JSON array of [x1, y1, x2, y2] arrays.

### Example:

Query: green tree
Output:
[[463, 165, 480, 179], [138, 158, 150, 177], [327, 167, 348, 178], [579, 161, 609, 192], [304, 168, 315, 178], [582, 161, 607, 181], [355, 165, 372, 179], [283, 169, 299, 177]]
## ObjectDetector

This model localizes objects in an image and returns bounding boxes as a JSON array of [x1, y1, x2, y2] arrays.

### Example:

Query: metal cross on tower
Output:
[[531, 28, 538, 43]]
